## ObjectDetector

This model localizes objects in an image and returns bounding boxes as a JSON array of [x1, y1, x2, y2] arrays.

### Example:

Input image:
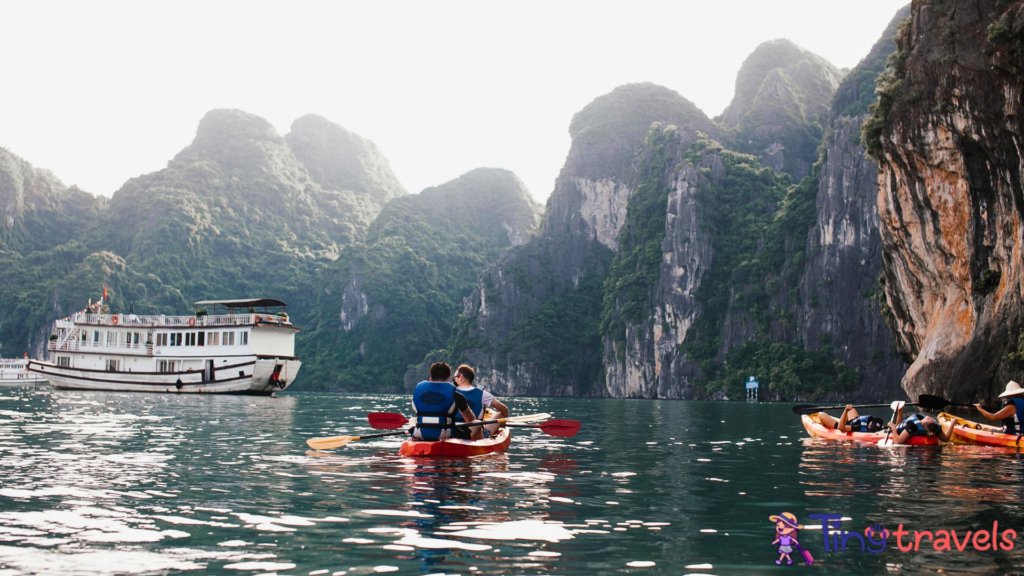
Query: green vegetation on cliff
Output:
[[601, 127, 673, 342], [300, 169, 539, 391], [679, 139, 860, 399]]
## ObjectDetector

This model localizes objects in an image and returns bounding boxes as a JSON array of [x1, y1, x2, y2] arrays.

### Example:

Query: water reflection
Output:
[[0, 388, 1022, 574]]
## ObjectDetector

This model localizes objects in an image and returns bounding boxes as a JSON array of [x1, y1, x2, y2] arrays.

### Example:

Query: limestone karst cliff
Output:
[[430, 18, 914, 401], [798, 6, 912, 401], [302, 168, 540, 391], [432, 84, 722, 397], [717, 39, 844, 180], [869, 0, 1024, 402]]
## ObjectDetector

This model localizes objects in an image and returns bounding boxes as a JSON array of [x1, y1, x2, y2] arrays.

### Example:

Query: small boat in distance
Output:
[[0, 356, 47, 385], [30, 298, 300, 395]]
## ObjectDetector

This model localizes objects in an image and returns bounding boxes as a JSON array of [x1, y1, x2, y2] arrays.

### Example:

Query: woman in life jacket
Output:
[[973, 380, 1024, 434], [453, 365, 509, 437], [816, 404, 885, 433], [886, 402, 955, 444], [411, 362, 483, 441]]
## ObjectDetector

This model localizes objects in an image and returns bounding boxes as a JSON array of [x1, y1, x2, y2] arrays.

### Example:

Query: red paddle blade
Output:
[[539, 419, 581, 437], [368, 412, 408, 430]]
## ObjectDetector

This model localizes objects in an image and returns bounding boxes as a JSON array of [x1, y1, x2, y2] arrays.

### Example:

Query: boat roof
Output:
[[194, 298, 287, 309]]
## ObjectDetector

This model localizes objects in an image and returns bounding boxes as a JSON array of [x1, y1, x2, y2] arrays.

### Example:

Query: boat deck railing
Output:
[[48, 312, 291, 353], [71, 312, 289, 328]]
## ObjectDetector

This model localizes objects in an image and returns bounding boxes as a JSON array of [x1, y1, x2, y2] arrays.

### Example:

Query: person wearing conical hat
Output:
[[974, 380, 1024, 434]]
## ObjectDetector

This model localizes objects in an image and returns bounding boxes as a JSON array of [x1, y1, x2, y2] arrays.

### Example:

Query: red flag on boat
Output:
[[103, 286, 108, 301]]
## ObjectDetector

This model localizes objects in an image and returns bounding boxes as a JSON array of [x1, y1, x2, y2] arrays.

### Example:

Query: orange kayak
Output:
[[939, 413, 1024, 448], [802, 413, 938, 445], [399, 427, 511, 457]]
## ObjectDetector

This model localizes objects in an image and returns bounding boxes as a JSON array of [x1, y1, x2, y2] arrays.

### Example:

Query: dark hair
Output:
[[922, 419, 941, 437], [429, 362, 451, 381], [456, 364, 475, 384]]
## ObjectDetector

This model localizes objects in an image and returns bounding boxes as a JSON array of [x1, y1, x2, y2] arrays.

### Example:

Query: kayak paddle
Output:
[[878, 400, 904, 446], [792, 402, 914, 415], [506, 419, 581, 438], [308, 414, 556, 450], [368, 411, 552, 430], [368, 412, 410, 430], [916, 394, 993, 411]]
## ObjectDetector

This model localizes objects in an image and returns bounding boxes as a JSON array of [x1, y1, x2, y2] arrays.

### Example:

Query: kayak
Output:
[[801, 413, 938, 445], [938, 412, 1024, 448], [399, 427, 512, 457]]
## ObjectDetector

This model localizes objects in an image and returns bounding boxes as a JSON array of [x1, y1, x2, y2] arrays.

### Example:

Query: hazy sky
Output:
[[2, 1, 908, 203]]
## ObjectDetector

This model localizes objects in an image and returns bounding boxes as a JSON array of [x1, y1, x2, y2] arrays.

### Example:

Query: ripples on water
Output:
[[0, 387, 1022, 575]]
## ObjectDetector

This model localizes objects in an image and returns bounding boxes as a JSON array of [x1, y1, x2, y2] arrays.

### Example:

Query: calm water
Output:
[[0, 387, 1023, 575]]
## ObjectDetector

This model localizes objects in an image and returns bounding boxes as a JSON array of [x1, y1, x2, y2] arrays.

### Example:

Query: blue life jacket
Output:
[[454, 387, 485, 422], [412, 380, 458, 441], [848, 415, 883, 433], [896, 413, 927, 436], [1002, 398, 1024, 434]]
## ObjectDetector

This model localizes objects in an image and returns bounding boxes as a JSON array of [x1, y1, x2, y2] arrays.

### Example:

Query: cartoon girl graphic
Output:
[[770, 512, 812, 566]]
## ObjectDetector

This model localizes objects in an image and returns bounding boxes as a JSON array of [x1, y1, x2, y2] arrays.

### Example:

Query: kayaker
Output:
[[411, 362, 483, 441], [886, 403, 955, 444], [816, 404, 885, 433], [453, 364, 509, 436], [973, 380, 1024, 434]]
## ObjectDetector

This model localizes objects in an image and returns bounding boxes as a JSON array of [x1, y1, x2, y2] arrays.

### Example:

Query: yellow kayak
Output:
[[938, 412, 1024, 448]]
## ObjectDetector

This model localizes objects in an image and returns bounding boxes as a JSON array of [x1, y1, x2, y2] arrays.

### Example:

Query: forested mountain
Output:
[[8, 1, 1011, 403], [301, 168, 540, 391], [0, 110, 405, 360], [423, 8, 914, 401]]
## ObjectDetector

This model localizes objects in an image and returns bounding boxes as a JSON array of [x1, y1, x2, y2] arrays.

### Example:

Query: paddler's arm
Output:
[[490, 398, 509, 426], [938, 419, 955, 442], [975, 403, 1014, 422]]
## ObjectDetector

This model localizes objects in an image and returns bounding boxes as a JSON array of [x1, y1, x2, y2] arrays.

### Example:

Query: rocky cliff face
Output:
[[870, 0, 1024, 402], [304, 168, 540, 391], [797, 6, 911, 402], [717, 39, 843, 180], [443, 84, 720, 397]]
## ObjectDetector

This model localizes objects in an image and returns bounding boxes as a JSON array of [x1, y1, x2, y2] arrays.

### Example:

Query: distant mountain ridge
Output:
[[0, 110, 406, 360]]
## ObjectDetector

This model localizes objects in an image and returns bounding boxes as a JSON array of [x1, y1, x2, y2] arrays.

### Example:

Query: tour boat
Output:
[[0, 357, 47, 385], [29, 298, 300, 395]]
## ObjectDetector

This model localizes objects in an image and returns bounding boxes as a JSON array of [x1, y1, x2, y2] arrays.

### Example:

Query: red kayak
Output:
[[399, 427, 511, 457], [802, 413, 937, 445]]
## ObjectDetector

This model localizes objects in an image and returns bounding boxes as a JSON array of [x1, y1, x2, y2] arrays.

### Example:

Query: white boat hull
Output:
[[0, 375, 48, 386], [29, 358, 300, 395]]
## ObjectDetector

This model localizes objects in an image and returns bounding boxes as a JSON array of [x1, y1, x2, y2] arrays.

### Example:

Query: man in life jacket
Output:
[[816, 404, 884, 433], [886, 402, 955, 444], [974, 380, 1024, 434], [411, 362, 483, 441], [453, 364, 509, 436]]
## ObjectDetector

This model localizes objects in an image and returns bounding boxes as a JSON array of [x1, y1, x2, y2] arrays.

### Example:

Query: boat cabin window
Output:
[[222, 331, 235, 346], [105, 359, 120, 372], [56, 356, 70, 367], [158, 360, 177, 373], [208, 332, 219, 346], [197, 332, 205, 347], [185, 333, 196, 346], [93, 331, 100, 343], [156, 333, 167, 347], [241, 331, 249, 345]]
